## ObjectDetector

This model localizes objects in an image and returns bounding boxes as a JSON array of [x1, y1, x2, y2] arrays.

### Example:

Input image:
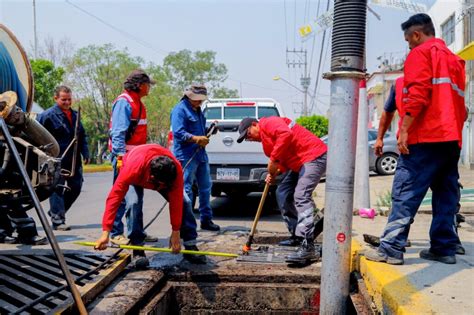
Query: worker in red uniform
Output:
[[95, 144, 206, 269], [237, 116, 327, 264], [366, 13, 467, 265]]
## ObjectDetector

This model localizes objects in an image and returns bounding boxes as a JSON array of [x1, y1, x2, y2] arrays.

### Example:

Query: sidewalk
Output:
[[314, 165, 474, 213], [351, 214, 473, 314], [314, 165, 474, 314]]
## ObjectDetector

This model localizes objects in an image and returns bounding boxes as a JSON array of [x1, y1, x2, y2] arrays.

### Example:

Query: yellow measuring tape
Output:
[[74, 241, 238, 258]]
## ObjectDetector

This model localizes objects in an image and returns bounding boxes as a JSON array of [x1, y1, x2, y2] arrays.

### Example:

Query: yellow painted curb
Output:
[[351, 239, 434, 314], [83, 165, 113, 173]]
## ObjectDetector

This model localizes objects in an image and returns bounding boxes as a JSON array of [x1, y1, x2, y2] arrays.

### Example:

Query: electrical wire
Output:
[[293, 0, 297, 49], [227, 77, 290, 92], [309, 0, 331, 115], [284, 0, 289, 49], [64, 0, 168, 56]]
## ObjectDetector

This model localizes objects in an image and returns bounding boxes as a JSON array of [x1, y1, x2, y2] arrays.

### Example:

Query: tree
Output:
[[144, 64, 181, 145], [30, 59, 65, 109], [212, 87, 239, 98], [163, 50, 229, 92], [65, 44, 143, 163], [296, 115, 329, 137], [30, 36, 75, 67]]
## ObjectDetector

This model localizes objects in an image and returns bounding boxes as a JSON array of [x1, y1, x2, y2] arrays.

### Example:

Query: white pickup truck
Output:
[[202, 98, 284, 198]]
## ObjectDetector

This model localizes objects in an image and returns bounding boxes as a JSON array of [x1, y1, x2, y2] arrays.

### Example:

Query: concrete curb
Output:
[[83, 165, 113, 173], [351, 240, 434, 314]]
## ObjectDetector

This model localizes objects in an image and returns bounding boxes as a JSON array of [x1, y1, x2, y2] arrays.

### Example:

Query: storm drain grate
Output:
[[237, 244, 323, 264], [0, 252, 120, 314]]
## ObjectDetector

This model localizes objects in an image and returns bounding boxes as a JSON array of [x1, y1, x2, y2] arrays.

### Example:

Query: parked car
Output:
[[321, 129, 399, 175]]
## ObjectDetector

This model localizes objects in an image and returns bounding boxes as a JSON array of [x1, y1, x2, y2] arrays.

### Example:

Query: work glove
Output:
[[116, 155, 123, 171], [194, 136, 209, 147]]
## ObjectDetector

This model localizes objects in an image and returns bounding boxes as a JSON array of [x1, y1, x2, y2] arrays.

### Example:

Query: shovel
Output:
[[242, 182, 271, 254]]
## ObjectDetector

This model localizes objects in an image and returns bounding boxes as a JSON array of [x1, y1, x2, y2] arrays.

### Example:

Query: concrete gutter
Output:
[[351, 240, 434, 314]]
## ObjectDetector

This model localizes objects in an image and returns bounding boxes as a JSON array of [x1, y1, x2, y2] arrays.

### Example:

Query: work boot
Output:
[[200, 220, 220, 232], [144, 233, 158, 243], [419, 249, 456, 264], [18, 235, 48, 246], [0, 236, 17, 244], [364, 248, 404, 265], [53, 224, 71, 231], [279, 236, 303, 247], [456, 244, 465, 255], [285, 239, 319, 264], [132, 250, 149, 270], [183, 245, 207, 264], [111, 235, 129, 245], [363, 234, 411, 248]]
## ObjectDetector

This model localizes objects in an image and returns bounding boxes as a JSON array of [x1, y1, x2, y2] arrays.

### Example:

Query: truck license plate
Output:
[[216, 168, 240, 180]]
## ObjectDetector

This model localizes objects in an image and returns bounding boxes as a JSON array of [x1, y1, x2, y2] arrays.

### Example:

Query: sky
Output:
[[0, 0, 436, 119]]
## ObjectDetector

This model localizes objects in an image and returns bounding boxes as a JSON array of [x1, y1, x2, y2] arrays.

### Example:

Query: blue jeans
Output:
[[110, 155, 145, 244], [181, 191, 198, 245], [180, 157, 213, 223], [276, 153, 327, 240], [49, 167, 83, 225], [379, 142, 461, 259]]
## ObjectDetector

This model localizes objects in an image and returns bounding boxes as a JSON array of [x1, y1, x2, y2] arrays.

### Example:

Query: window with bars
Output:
[[441, 14, 455, 46]]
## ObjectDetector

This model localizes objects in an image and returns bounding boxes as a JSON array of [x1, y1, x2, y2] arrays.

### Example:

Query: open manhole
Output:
[[143, 280, 321, 314], [138, 236, 362, 314]]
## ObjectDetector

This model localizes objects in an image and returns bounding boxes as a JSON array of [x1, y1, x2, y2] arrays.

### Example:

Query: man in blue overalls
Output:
[[37, 85, 89, 231], [170, 84, 220, 232]]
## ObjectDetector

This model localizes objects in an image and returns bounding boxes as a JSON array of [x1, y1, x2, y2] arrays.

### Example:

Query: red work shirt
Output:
[[102, 144, 183, 232], [259, 116, 327, 173], [61, 108, 73, 126], [402, 38, 466, 146]]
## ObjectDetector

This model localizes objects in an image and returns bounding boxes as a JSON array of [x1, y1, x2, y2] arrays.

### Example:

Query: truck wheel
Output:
[[211, 186, 221, 197], [224, 190, 249, 199]]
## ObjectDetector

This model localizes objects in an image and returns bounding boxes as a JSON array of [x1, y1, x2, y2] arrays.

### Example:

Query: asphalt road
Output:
[[28, 171, 287, 251]]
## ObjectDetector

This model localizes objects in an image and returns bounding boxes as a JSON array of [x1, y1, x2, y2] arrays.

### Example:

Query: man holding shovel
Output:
[[95, 144, 207, 269], [237, 117, 327, 263]]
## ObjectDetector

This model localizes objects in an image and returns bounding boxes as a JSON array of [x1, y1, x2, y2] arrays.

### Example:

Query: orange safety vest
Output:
[[108, 91, 147, 151]]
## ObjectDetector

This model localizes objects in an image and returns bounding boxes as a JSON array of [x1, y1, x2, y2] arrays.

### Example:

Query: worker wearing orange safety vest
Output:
[[108, 70, 157, 246], [367, 13, 467, 266]]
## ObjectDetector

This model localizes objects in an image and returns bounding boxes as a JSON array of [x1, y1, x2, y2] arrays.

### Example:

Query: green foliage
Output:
[[295, 115, 329, 137], [30, 59, 65, 109], [65, 44, 144, 162], [375, 190, 392, 215], [163, 50, 229, 92], [212, 87, 239, 98], [62, 45, 234, 162]]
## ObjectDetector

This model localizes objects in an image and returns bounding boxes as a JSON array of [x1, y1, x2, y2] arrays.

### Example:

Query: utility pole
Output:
[[320, 0, 367, 313], [286, 49, 310, 116], [33, 0, 38, 59]]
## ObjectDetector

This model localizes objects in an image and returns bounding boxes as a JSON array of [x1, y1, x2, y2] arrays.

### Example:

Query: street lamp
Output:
[[273, 75, 311, 115], [273, 76, 304, 93]]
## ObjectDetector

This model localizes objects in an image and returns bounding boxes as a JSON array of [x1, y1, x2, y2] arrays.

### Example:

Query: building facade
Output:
[[429, 0, 474, 168]]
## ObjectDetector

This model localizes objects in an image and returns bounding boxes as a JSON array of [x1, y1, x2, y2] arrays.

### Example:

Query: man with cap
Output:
[[108, 69, 158, 245], [170, 84, 220, 232], [94, 144, 207, 268], [237, 116, 327, 264]]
